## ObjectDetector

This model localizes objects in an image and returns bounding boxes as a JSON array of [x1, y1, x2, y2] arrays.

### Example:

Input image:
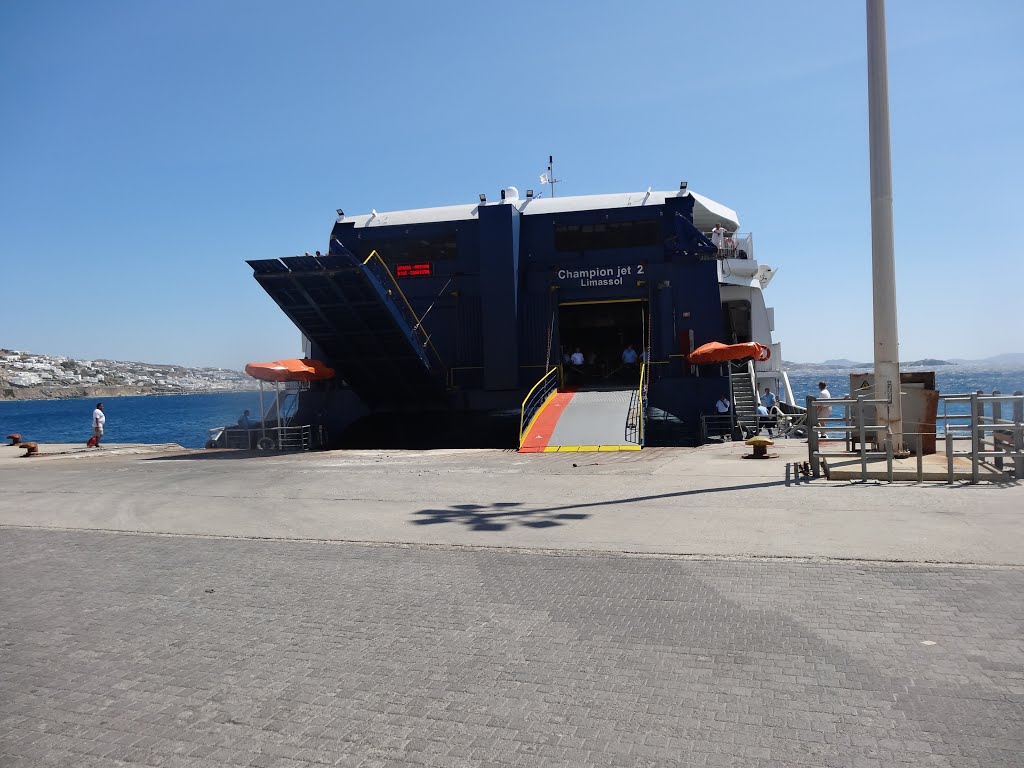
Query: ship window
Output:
[[359, 233, 457, 262], [555, 220, 660, 252]]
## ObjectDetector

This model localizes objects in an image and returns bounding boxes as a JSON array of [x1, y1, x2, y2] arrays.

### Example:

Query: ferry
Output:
[[245, 182, 790, 449]]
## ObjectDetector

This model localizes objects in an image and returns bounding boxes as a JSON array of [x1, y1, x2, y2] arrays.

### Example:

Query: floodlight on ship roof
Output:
[[336, 209, 344, 216], [679, 181, 687, 191], [479, 194, 486, 203]]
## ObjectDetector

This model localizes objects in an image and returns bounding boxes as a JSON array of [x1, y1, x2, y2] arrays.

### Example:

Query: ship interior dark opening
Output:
[[558, 300, 647, 389], [722, 300, 752, 344]]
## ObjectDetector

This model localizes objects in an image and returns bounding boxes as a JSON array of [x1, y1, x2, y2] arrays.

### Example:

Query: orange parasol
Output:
[[244, 359, 336, 382], [687, 342, 771, 364]]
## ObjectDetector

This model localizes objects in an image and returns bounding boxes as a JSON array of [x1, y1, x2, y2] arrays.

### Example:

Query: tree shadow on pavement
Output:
[[412, 479, 789, 532], [412, 502, 588, 532]]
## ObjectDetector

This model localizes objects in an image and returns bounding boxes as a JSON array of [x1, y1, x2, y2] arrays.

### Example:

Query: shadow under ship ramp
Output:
[[247, 250, 446, 410]]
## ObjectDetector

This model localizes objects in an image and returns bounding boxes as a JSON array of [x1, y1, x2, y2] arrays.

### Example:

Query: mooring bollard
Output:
[[7, 433, 22, 446], [21, 442, 39, 457]]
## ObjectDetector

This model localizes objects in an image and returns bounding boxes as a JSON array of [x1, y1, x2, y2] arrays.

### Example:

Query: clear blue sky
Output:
[[2, 1, 1021, 368]]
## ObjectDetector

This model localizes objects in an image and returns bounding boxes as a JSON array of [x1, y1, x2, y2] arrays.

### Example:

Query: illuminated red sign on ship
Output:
[[395, 263, 433, 278]]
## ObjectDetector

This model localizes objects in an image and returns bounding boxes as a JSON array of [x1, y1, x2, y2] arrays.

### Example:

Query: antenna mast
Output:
[[540, 155, 561, 198]]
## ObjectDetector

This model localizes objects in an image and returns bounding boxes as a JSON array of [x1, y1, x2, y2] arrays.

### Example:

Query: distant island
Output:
[[0, 349, 258, 401], [782, 353, 1024, 372]]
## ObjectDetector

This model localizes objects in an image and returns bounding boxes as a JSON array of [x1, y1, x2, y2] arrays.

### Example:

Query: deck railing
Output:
[[700, 231, 754, 260]]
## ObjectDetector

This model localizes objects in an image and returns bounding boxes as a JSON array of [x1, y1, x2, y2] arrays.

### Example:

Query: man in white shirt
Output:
[[816, 381, 832, 439], [570, 348, 585, 367], [92, 402, 105, 447], [710, 223, 725, 251]]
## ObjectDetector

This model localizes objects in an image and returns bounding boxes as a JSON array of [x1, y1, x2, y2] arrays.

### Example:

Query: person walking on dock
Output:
[[816, 381, 832, 440], [91, 403, 105, 448]]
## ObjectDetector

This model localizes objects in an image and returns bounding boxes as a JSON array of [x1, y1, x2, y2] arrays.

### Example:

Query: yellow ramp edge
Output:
[[543, 445, 641, 452]]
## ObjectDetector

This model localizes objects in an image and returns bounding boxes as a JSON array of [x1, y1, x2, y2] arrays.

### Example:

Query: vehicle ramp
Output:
[[247, 248, 446, 408], [520, 389, 642, 452]]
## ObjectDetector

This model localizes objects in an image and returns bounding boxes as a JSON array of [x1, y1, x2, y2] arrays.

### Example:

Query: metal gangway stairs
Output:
[[729, 360, 760, 436], [247, 247, 446, 407], [518, 366, 647, 453]]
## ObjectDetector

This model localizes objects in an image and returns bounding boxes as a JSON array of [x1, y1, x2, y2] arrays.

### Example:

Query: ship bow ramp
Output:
[[247, 250, 446, 407], [520, 389, 641, 453]]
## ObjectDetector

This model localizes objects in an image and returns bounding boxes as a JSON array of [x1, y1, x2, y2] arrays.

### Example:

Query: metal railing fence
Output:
[[941, 391, 1024, 483], [806, 389, 1024, 483], [700, 413, 736, 443]]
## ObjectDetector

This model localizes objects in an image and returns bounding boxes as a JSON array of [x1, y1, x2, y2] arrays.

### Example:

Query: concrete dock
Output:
[[2, 441, 1022, 767]]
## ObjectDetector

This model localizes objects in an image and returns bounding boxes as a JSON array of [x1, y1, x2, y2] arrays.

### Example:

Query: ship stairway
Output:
[[247, 248, 446, 408], [729, 360, 759, 436], [518, 366, 646, 453]]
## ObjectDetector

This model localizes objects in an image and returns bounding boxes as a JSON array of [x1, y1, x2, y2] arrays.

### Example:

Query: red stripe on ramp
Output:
[[519, 391, 575, 451]]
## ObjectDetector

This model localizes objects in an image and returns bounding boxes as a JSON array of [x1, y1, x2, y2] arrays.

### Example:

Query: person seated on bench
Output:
[[237, 409, 259, 429]]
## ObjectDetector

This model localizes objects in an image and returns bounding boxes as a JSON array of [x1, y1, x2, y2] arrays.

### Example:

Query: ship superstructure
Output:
[[248, 185, 785, 447]]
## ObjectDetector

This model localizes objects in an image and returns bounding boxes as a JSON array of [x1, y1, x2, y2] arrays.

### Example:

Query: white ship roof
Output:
[[340, 189, 740, 233]]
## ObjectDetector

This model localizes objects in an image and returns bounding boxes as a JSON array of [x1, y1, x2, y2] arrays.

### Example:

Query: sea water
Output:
[[1, 369, 1021, 449], [786, 369, 1024, 409], [0, 392, 263, 449]]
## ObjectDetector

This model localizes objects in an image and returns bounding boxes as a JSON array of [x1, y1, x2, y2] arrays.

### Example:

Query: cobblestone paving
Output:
[[2, 529, 1023, 768]]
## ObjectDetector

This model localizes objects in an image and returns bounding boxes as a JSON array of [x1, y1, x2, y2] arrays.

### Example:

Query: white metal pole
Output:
[[866, 0, 904, 448], [258, 383, 266, 441], [275, 381, 283, 447]]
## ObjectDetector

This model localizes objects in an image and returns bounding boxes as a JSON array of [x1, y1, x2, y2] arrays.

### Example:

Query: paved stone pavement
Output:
[[1, 446, 1022, 564], [2, 529, 1022, 768]]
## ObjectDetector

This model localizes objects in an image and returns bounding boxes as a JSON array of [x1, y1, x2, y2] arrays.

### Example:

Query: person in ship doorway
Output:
[[816, 381, 832, 440], [91, 402, 105, 448], [621, 344, 639, 368]]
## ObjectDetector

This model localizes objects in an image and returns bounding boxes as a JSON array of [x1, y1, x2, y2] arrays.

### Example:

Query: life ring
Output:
[[757, 345, 771, 362], [204, 439, 219, 449], [256, 436, 276, 451]]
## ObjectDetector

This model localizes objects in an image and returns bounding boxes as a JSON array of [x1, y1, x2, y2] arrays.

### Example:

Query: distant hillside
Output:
[[786, 353, 1023, 370], [949, 353, 1024, 367], [820, 358, 867, 367], [0, 348, 256, 401]]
